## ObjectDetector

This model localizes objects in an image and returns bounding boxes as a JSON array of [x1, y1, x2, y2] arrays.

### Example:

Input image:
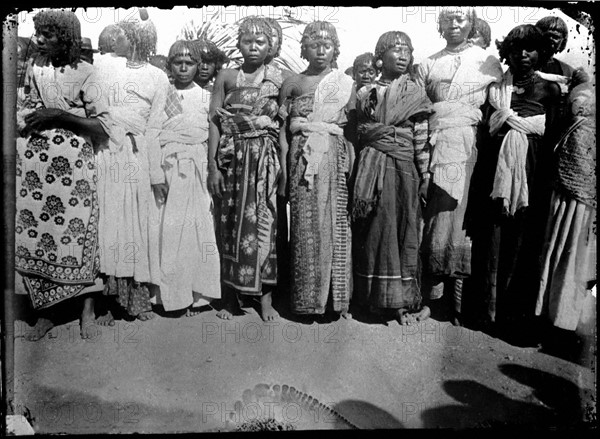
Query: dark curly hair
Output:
[[300, 21, 340, 62], [33, 9, 81, 65], [374, 31, 414, 74], [536, 16, 569, 53], [117, 18, 157, 62], [236, 16, 273, 53], [437, 7, 477, 40], [498, 24, 553, 68]]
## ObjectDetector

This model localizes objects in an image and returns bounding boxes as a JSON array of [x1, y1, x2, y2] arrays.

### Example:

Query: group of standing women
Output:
[[15, 8, 595, 349]]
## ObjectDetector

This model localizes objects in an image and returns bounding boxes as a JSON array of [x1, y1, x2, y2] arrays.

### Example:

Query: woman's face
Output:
[[508, 44, 539, 74], [381, 44, 411, 78], [354, 62, 376, 89], [170, 54, 198, 87], [440, 12, 472, 45], [268, 30, 280, 59], [239, 32, 270, 66], [197, 60, 217, 84], [35, 26, 63, 59], [304, 37, 335, 69], [543, 29, 564, 54]]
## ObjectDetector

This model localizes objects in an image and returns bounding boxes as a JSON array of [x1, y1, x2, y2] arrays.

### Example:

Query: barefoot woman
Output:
[[208, 17, 282, 321], [279, 21, 356, 319], [353, 31, 434, 325], [15, 9, 109, 340]]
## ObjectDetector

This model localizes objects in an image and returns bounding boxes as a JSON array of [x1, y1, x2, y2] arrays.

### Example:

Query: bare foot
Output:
[[80, 297, 98, 339], [24, 318, 54, 341], [260, 292, 279, 322], [341, 311, 352, 320], [396, 308, 417, 326], [415, 306, 431, 322], [137, 311, 155, 321], [451, 311, 462, 327], [185, 305, 208, 317], [96, 310, 115, 326], [216, 308, 234, 320]]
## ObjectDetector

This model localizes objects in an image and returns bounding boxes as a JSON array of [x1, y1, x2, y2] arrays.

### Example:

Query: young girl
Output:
[[470, 24, 561, 342], [16, 9, 109, 340], [207, 17, 282, 322], [156, 39, 225, 316], [352, 31, 433, 325], [279, 21, 356, 319]]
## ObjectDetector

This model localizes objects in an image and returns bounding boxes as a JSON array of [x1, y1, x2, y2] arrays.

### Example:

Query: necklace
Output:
[[513, 72, 535, 95], [126, 60, 147, 69]]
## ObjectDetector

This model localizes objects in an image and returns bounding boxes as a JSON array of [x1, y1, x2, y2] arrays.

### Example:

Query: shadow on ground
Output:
[[421, 363, 594, 428]]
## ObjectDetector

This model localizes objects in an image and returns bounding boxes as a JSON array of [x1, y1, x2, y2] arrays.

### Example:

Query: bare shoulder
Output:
[[281, 73, 304, 98]]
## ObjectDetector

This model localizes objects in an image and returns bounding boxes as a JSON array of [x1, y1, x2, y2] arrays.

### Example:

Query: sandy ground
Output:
[[11, 290, 596, 433]]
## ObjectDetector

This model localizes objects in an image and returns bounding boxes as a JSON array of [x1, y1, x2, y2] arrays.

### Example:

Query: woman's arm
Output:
[[207, 70, 227, 197]]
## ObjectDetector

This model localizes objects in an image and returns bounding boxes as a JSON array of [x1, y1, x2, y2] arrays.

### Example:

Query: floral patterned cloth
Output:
[[216, 65, 282, 295], [15, 60, 106, 309]]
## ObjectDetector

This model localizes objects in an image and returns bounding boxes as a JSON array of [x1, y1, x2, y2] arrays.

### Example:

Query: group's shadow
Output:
[[421, 364, 593, 429]]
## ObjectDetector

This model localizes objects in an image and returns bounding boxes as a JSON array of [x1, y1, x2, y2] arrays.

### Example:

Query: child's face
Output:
[[197, 60, 217, 84], [170, 54, 198, 87], [354, 62, 376, 89], [239, 32, 270, 66]]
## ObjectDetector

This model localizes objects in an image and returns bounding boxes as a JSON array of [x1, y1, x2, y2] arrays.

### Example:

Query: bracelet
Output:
[[421, 173, 431, 180]]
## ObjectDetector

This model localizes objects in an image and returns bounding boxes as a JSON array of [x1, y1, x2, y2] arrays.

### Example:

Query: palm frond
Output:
[[178, 7, 309, 73]]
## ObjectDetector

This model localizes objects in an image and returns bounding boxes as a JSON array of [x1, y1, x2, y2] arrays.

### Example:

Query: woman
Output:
[[415, 7, 502, 325], [156, 39, 225, 316], [15, 9, 109, 340], [469, 25, 561, 342], [535, 82, 596, 333], [94, 13, 170, 323], [279, 21, 356, 319], [352, 31, 433, 325], [207, 17, 282, 322]]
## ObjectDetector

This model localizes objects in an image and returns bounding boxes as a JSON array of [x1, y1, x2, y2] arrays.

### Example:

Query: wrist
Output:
[[420, 172, 431, 181]]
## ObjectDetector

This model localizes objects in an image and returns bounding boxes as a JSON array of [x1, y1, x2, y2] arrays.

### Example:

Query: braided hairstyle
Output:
[[300, 21, 340, 62], [437, 7, 477, 40], [236, 16, 273, 52], [117, 16, 157, 62], [32, 9, 81, 65], [166, 40, 202, 71], [373, 31, 414, 74], [265, 17, 283, 59]]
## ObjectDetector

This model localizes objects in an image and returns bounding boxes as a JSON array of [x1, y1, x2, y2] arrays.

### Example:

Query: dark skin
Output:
[[22, 24, 108, 341], [279, 37, 357, 199], [24, 26, 108, 146], [498, 45, 561, 215], [207, 31, 279, 322], [377, 43, 431, 209]]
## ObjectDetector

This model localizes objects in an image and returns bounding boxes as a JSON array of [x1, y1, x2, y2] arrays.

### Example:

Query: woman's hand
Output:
[[152, 183, 169, 206], [208, 169, 225, 198], [23, 108, 64, 132]]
